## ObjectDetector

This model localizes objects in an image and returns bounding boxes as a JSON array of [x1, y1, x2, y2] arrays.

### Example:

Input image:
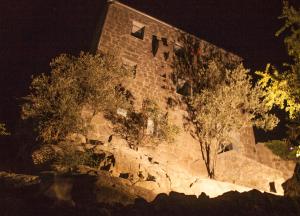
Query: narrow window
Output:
[[163, 52, 170, 60], [131, 21, 145, 40], [269, 182, 277, 193], [152, 35, 159, 57]]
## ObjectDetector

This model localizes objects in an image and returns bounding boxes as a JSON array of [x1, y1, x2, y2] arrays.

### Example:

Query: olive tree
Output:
[[190, 63, 278, 178], [22, 52, 131, 144]]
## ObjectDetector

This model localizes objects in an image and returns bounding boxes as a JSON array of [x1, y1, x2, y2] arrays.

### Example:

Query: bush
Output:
[[54, 145, 102, 169], [110, 99, 179, 149], [265, 139, 298, 160]]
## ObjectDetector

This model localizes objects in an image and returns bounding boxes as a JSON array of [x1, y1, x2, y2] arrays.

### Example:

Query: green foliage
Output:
[[172, 32, 278, 179], [276, 1, 300, 62], [256, 1, 300, 119], [190, 63, 278, 178], [0, 123, 9, 136], [22, 52, 131, 144], [265, 140, 297, 160], [111, 99, 179, 149]]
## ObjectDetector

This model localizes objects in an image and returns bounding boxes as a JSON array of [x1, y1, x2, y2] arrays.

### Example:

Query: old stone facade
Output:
[[86, 0, 296, 196], [97, 0, 241, 109]]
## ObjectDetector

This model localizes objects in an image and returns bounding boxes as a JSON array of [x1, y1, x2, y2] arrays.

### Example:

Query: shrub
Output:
[[54, 144, 102, 169], [110, 99, 179, 149], [265, 139, 298, 160]]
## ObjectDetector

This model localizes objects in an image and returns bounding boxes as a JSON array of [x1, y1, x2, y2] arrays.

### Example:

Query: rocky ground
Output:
[[1, 170, 300, 216]]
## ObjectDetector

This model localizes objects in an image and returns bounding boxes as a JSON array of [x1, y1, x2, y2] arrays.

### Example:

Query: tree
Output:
[[256, 1, 300, 158], [190, 63, 278, 178], [22, 52, 131, 144], [172, 36, 278, 178], [256, 1, 300, 119]]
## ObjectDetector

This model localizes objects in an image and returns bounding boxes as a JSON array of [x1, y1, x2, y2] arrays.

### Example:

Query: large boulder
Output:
[[282, 163, 300, 197]]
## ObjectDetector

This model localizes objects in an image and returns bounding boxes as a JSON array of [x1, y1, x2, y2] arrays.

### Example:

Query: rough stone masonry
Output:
[[86, 0, 295, 196]]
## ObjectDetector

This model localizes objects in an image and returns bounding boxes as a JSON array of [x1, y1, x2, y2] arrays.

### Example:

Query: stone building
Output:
[[84, 0, 295, 197]]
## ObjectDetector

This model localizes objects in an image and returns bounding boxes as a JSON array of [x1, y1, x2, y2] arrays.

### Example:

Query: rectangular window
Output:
[[131, 21, 145, 40]]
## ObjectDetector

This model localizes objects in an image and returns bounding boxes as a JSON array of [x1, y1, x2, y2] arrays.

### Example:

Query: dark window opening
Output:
[[218, 143, 234, 154], [163, 52, 169, 60], [131, 21, 145, 40], [269, 182, 277, 193], [152, 35, 159, 57], [162, 37, 168, 46], [176, 81, 192, 96]]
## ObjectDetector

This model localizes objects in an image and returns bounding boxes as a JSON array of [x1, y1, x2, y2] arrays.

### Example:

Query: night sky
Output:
[[1, 0, 300, 140]]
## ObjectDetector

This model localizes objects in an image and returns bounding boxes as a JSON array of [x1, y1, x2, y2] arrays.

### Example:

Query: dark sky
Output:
[[1, 0, 299, 139]]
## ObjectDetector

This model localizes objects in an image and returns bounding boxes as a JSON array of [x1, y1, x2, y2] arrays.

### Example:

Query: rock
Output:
[[134, 181, 160, 193], [283, 176, 300, 197], [282, 163, 300, 197], [66, 133, 87, 144], [0, 172, 40, 189]]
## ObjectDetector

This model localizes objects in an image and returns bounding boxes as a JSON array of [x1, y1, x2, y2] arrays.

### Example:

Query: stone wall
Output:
[[85, 0, 291, 195], [97, 1, 241, 109], [256, 143, 296, 179], [216, 150, 286, 194], [95, 0, 256, 157]]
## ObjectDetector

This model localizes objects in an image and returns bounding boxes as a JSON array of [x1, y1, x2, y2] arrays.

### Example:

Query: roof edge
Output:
[[108, 0, 184, 33], [107, 0, 243, 61]]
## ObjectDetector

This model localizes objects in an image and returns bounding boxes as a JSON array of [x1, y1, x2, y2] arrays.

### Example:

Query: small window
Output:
[[131, 21, 145, 40], [218, 143, 234, 154], [152, 35, 159, 57], [163, 52, 170, 60], [176, 79, 192, 96], [162, 37, 168, 46], [269, 182, 277, 193]]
